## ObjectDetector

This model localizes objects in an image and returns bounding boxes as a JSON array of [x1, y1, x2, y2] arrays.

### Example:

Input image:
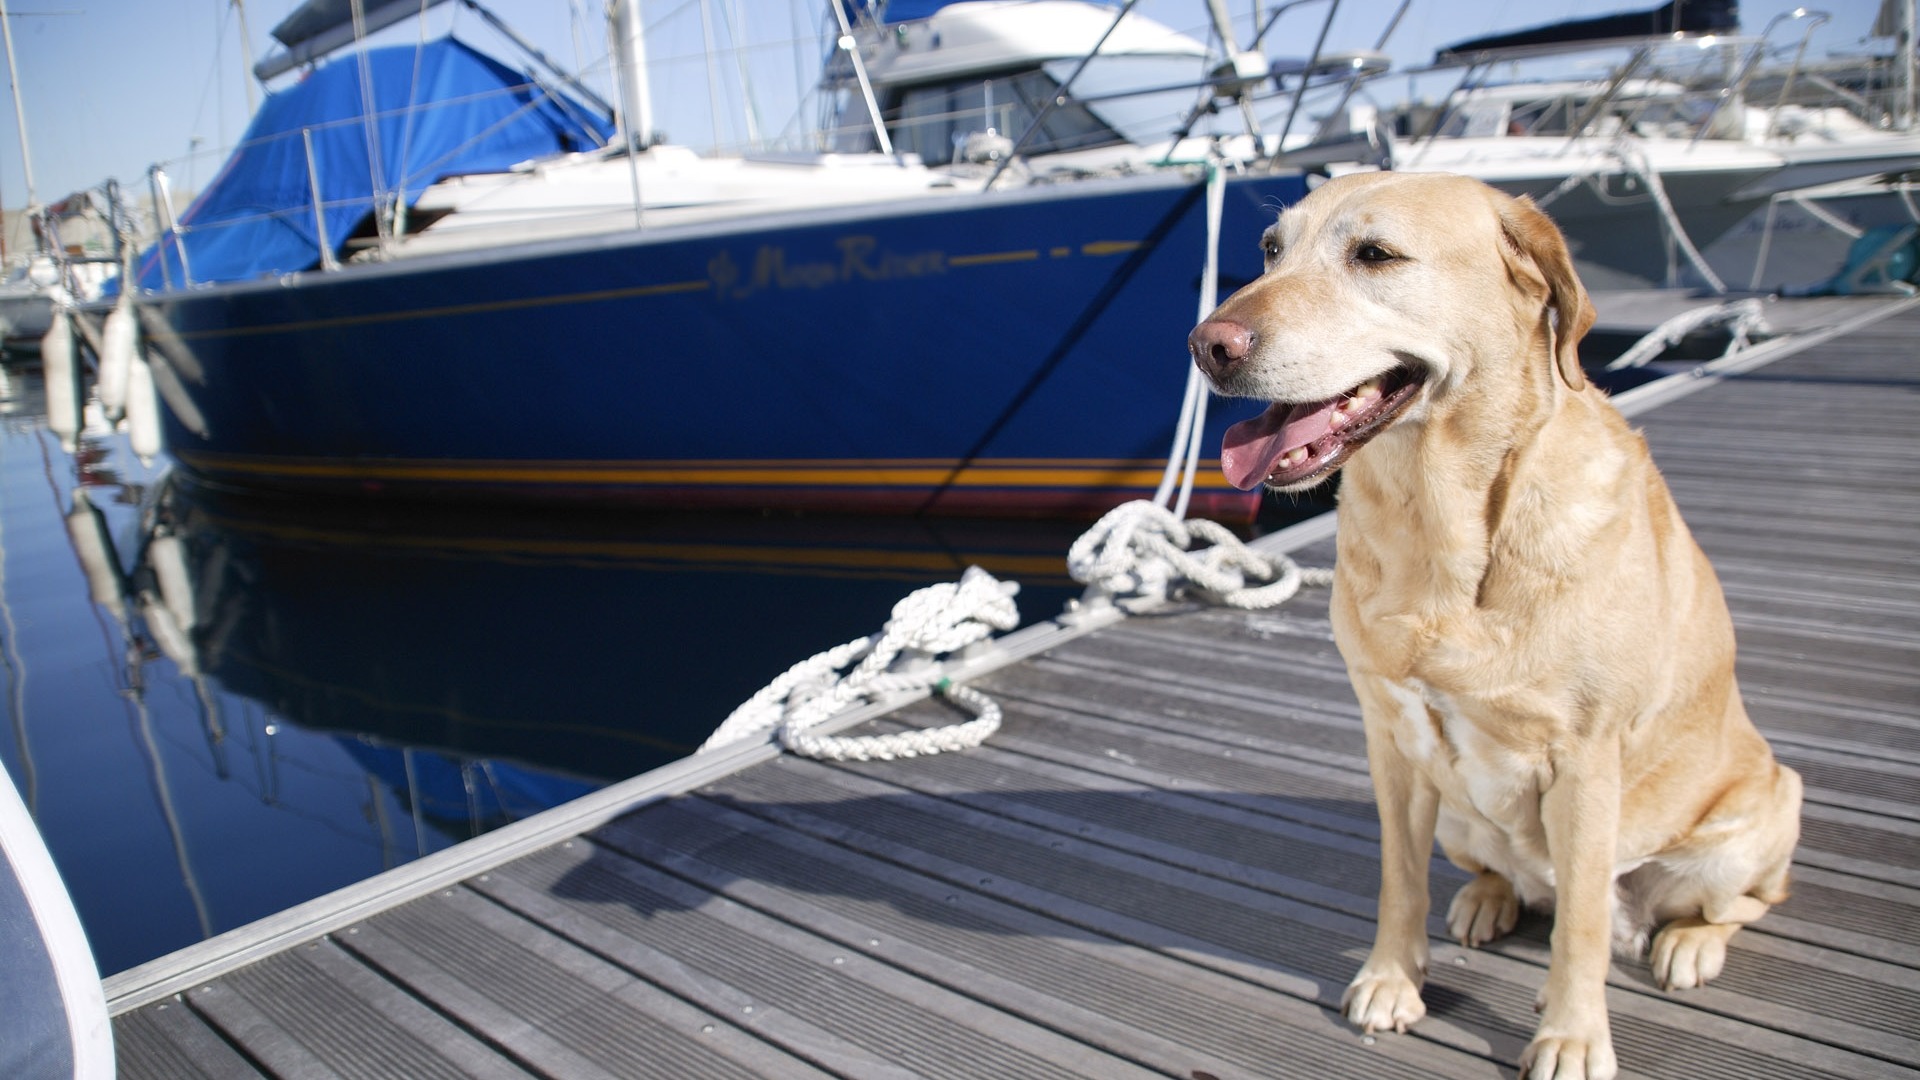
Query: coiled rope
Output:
[[1068, 500, 1334, 610], [697, 566, 1021, 760]]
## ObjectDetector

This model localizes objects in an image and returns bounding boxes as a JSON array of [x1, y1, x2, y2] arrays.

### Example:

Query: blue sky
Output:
[[0, 0, 1892, 209]]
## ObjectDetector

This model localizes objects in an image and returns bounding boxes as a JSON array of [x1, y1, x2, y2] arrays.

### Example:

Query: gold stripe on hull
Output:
[[176, 452, 1244, 492]]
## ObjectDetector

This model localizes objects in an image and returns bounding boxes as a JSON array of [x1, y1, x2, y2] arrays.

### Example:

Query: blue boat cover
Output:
[[137, 38, 612, 290]]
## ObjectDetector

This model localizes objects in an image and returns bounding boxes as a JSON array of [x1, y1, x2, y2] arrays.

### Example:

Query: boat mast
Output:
[[609, 0, 655, 149], [1201, 0, 1233, 41], [830, 0, 893, 155], [697, 0, 727, 147], [1902, 0, 1918, 129], [231, 0, 260, 115], [609, 0, 651, 230], [724, 0, 761, 145], [0, 0, 39, 213]]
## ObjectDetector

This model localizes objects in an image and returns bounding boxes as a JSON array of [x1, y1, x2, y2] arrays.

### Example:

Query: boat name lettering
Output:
[[708, 236, 946, 299]]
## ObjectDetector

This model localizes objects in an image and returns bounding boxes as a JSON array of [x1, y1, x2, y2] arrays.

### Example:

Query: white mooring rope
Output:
[[698, 566, 1021, 760], [1068, 500, 1334, 611], [699, 501, 1333, 761], [1151, 162, 1228, 519]]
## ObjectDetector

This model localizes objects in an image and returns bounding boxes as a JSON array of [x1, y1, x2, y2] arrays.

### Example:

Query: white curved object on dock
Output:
[[0, 764, 114, 1079]]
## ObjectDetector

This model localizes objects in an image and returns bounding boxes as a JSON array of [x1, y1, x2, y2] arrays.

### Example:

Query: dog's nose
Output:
[[1189, 318, 1255, 381]]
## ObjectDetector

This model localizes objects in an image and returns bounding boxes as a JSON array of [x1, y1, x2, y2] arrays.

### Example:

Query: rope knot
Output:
[[1067, 500, 1329, 610], [698, 566, 1020, 761]]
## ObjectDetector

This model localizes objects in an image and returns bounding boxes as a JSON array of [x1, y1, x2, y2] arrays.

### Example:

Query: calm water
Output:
[[0, 358, 1108, 976]]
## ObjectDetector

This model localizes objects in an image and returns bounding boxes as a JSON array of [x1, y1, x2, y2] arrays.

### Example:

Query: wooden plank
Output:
[[702, 752, 1901, 1078], [470, 839, 1162, 1080], [1761, 866, 1920, 965], [113, 998, 264, 1080], [182, 980, 347, 1080], [591, 796, 1502, 1079], [341, 885, 833, 1080], [848, 709, 1920, 1066], [179, 934, 535, 1080], [467, 853, 947, 1080]]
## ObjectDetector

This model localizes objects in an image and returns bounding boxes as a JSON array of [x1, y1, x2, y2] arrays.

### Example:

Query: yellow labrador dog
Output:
[[1188, 172, 1801, 1079]]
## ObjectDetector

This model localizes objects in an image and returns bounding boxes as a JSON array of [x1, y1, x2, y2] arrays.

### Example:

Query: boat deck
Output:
[[109, 301, 1920, 1078]]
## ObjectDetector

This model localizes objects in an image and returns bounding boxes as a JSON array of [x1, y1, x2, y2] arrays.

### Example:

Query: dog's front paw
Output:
[[1447, 871, 1519, 947], [1341, 964, 1426, 1034], [1650, 917, 1735, 990], [1519, 1026, 1618, 1080]]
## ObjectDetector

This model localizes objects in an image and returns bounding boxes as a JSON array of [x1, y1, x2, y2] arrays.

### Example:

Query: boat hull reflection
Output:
[[167, 480, 1089, 782]]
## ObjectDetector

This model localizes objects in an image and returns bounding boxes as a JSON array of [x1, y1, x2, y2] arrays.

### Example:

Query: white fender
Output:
[[126, 353, 162, 463], [148, 532, 196, 636], [138, 594, 198, 677], [40, 312, 79, 452], [63, 489, 127, 624], [98, 297, 137, 422]]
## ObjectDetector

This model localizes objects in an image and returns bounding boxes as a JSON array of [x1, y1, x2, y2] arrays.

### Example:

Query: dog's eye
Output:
[[1261, 239, 1281, 262], [1353, 241, 1399, 265]]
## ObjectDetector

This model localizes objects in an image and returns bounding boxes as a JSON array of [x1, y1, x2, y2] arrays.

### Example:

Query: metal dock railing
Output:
[[107, 298, 1920, 1079]]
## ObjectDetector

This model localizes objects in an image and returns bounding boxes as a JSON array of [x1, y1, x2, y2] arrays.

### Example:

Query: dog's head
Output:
[[1189, 171, 1595, 493]]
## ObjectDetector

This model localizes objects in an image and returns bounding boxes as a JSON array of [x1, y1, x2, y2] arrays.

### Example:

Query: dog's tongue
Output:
[[1221, 399, 1342, 490]]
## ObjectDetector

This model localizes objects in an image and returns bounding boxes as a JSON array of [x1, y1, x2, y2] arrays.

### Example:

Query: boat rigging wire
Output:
[[984, 0, 1140, 190], [912, 174, 1209, 517]]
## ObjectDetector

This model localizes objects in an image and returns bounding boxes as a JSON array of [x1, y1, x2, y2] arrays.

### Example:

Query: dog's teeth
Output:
[[1329, 410, 1350, 429], [1283, 446, 1309, 466], [1351, 379, 1382, 400]]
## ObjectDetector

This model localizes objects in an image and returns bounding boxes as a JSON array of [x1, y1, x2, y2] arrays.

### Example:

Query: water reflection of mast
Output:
[[367, 773, 399, 870], [61, 481, 219, 939], [136, 514, 230, 778], [0, 462, 35, 814], [401, 748, 430, 858], [244, 702, 282, 808], [125, 654, 215, 939]]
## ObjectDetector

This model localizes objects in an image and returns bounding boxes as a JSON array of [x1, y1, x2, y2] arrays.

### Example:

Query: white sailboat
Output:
[[1385, 2, 1920, 290]]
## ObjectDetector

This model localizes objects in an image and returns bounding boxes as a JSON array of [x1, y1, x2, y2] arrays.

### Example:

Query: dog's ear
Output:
[[1497, 195, 1595, 391]]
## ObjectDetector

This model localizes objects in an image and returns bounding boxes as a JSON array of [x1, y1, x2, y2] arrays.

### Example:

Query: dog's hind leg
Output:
[[1447, 870, 1521, 948], [1649, 909, 1756, 991], [1650, 763, 1802, 992], [1651, 882, 1777, 989], [1643, 757, 1789, 983]]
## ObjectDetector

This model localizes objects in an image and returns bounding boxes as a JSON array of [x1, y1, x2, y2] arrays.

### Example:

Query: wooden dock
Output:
[[108, 299, 1920, 1078]]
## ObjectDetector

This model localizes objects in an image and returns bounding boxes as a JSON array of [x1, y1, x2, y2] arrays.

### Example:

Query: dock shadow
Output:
[[532, 782, 1537, 1069]]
